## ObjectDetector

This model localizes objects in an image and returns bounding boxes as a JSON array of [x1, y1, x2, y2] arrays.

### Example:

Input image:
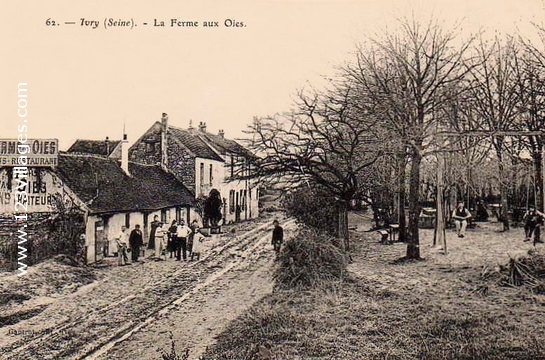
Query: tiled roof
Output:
[[197, 132, 255, 158], [67, 139, 121, 157], [167, 125, 224, 162], [55, 154, 194, 214]]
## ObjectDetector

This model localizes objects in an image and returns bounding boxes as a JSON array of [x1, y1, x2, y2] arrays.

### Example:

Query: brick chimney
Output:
[[161, 113, 168, 170], [104, 136, 110, 156], [121, 133, 130, 176], [218, 129, 225, 138], [198, 121, 207, 133]]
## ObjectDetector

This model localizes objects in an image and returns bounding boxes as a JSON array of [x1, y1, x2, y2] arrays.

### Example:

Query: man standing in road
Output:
[[154, 222, 167, 260], [176, 220, 192, 261], [271, 220, 284, 257], [129, 224, 144, 263]]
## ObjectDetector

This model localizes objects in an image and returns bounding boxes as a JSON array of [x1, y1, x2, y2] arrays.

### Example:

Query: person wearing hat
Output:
[[523, 206, 545, 244]]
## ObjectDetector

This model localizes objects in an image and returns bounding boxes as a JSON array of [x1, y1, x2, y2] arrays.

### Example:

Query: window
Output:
[[125, 213, 130, 228], [145, 141, 156, 154], [199, 162, 205, 185], [209, 164, 213, 185], [176, 207, 182, 223], [161, 209, 167, 223], [230, 156, 234, 178]]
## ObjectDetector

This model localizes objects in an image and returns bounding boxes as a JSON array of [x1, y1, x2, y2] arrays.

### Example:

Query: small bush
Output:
[[158, 332, 190, 360], [282, 187, 339, 237], [274, 228, 346, 289]]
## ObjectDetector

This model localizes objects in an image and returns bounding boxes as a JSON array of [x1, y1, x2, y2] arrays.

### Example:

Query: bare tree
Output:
[[466, 35, 520, 230], [513, 35, 545, 211], [244, 84, 384, 250], [345, 17, 475, 259]]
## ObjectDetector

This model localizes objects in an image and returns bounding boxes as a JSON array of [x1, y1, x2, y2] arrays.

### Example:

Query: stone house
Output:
[[129, 113, 259, 224]]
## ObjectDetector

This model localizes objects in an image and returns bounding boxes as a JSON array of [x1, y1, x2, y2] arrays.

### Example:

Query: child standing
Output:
[[191, 228, 206, 261]]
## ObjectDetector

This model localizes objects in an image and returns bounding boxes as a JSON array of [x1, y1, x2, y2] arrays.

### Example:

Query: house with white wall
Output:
[[0, 138, 196, 266]]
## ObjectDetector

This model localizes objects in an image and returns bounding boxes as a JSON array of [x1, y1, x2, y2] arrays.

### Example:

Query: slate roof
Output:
[[167, 125, 224, 162], [197, 132, 255, 159], [55, 154, 195, 214], [67, 139, 121, 157]]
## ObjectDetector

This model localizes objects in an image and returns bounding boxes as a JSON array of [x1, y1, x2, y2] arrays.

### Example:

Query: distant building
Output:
[[67, 137, 122, 159], [130, 113, 259, 224]]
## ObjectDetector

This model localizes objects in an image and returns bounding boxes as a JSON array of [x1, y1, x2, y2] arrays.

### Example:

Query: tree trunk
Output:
[[397, 150, 407, 242], [406, 153, 422, 259], [337, 202, 349, 251]]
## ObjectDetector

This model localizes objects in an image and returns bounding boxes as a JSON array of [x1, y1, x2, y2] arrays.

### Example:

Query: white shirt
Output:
[[176, 225, 192, 238], [116, 230, 128, 247]]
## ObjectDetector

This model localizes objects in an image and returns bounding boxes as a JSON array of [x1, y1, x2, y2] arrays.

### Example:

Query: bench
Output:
[[210, 226, 222, 234], [389, 224, 400, 242], [377, 229, 389, 244]]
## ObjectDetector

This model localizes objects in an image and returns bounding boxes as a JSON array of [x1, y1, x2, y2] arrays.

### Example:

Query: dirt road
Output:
[[0, 217, 295, 360]]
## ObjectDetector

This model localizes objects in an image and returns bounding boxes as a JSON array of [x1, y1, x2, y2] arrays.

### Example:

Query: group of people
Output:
[[113, 217, 286, 266], [451, 201, 545, 243], [114, 215, 207, 266]]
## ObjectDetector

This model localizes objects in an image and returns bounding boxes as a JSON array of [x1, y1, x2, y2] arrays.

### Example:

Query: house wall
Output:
[[194, 157, 223, 198], [130, 124, 199, 195], [85, 215, 98, 263], [221, 180, 259, 224], [167, 138, 196, 195], [0, 168, 81, 214], [214, 158, 260, 224], [128, 123, 163, 166]]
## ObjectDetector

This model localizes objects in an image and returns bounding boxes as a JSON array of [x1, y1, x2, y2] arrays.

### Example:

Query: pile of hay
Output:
[[273, 228, 346, 289], [496, 249, 545, 294]]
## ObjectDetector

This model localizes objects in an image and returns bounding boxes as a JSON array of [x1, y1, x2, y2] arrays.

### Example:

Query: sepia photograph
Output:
[[2, 0, 545, 359]]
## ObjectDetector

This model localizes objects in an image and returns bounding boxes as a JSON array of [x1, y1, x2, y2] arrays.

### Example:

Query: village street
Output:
[[0, 215, 295, 360]]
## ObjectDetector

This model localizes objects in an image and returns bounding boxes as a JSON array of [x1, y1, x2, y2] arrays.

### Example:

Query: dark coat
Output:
[[272, 225, 284, 244], [129, 229, 143, 248]]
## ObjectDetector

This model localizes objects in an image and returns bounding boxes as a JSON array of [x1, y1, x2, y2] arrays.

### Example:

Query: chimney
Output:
[[188, 119, 196, 134], [161, 113, 168, 170], [104, 136, 110, 156], [121, 133, 130, 176], [218, 129, 225, 138], [198, 121, 207, 133]]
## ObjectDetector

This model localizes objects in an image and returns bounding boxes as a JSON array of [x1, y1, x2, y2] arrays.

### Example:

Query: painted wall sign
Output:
[[0, 139, 58, 167]]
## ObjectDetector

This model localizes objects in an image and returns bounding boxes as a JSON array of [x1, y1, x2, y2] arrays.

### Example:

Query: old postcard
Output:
[[2, 1, 545, 359]]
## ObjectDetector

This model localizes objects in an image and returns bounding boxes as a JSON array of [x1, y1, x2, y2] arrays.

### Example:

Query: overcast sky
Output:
[[2, 0, 545, 150]]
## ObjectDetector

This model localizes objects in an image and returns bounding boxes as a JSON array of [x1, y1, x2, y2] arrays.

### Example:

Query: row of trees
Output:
[[241, 17, 545, 259]]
